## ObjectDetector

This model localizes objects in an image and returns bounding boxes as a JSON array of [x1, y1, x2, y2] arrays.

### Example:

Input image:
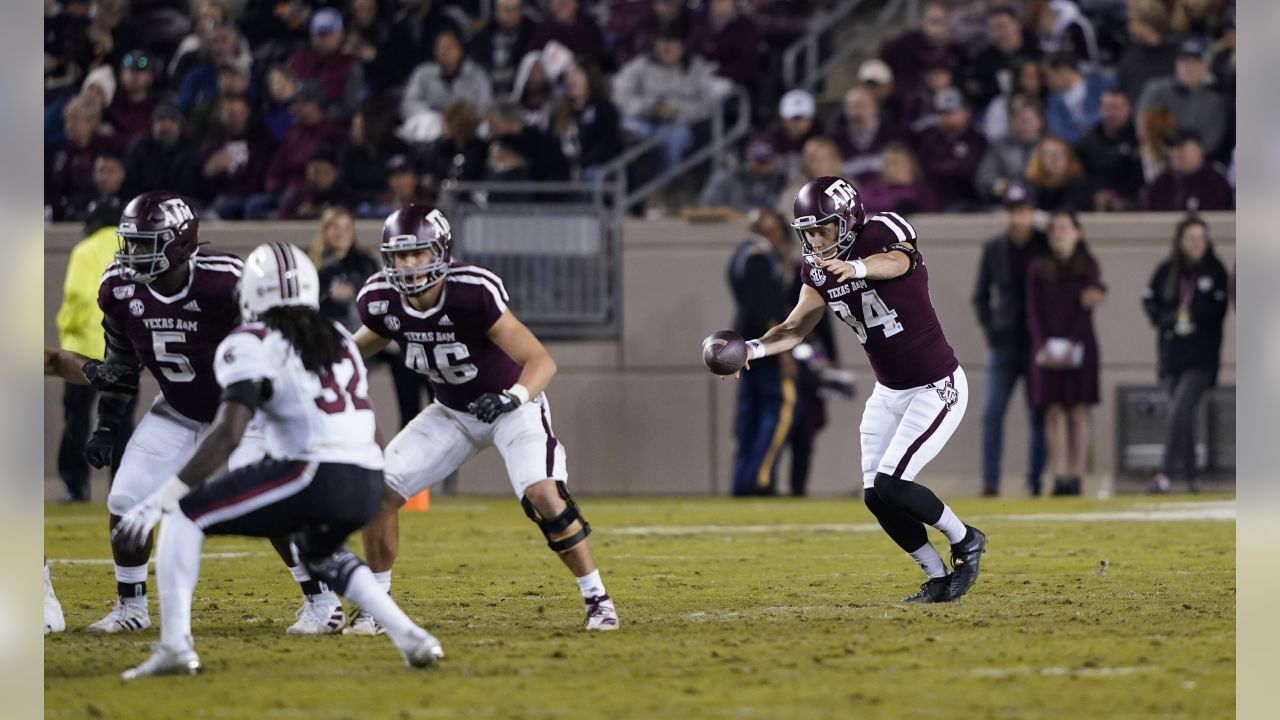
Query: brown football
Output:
[[702, 330, 747, 375]]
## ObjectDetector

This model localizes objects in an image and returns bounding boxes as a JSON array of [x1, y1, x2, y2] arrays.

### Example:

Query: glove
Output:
[[83, 359, 138, 392], [84, 427, 117, 469], [467, 391, 522, 423], [112, 477, 190, 551]]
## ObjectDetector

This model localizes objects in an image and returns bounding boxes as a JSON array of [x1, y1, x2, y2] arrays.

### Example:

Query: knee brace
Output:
[[294, 532, 365, 595], [106, 487, 141, 517], [522, 481, 592, 554]]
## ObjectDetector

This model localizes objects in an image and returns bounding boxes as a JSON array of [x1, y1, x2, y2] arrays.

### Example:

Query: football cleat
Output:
[[87, 601, 151, 633], [342, 608, 385, 636], [585, 594, 619, 631], [947, 526, 988, 601], [286, 593, 346, 635], [399, 629, 445, 669], [902, 575, 952, 604], [122, 641, 201, 680]]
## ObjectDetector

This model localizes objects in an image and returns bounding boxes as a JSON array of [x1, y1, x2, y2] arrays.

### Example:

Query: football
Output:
[[701, 330, 747, 375]]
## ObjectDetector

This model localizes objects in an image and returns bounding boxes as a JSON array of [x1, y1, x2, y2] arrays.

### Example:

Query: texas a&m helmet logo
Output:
[[824, 178, 858, 207]]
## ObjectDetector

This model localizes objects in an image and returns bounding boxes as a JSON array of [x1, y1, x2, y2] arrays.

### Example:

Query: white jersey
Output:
[[213, 321, 383, 470]]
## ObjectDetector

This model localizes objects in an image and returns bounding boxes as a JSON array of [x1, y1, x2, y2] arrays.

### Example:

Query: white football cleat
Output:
[[87, 601, 151, 633], [286, 592, 346, 635], [342, 608, 385, 636], [585, 594, 619, 631], [122, 641, 201, 680], [44, 568, 65, 635], [398, 629, 445, 669]]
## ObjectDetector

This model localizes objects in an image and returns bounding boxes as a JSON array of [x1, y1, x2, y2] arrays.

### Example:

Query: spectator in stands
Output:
[[46, 94, 115, 220], [487, 100, 571, 182], [239, 0, 312, 70], [857, 59, 904, 130], [1209, 6, 1235, 102], [1137, 38, 1227, 160], [1078, 88, 1143, 211], [1144, 130, 1233, 212], [856, 142, 938, 215], [289, 7, 365, 122], [1141, 216, 1230, 494], [913, 87, 987, 211], [1026, 210, 1105, 496], [262, 81, 348, 218], [694, 136, 788, 216], [1137, 105, 1176, 184], [343, 0, 395, 93], [531, 0, 605, 63], [310, 205, 380, 332], [201, 94, 271, 220], [483, 135, 535, 202], [170, 1, 248, 77], [105, 50, 157, 148], [553, 59, 622, 182], [279, 147, 351, 220], [606, 0, 691, 69], [186, 61, 257, 147], [972, 184, 1048, 497], [1025, 136, 1092, 212], [687, 0, 763, 89], [979, 57, 1046, 143], [902, 62, 959, 136], [341, 102, 409, 216], [1034, 0, 1100, 70], [262, 65, 298, 143], [383, 154, 431, 211], [123, 103, 203, 202], [776, 136, 842, 219], [880, 1, 959, 97], [401, 30, 493, 128], [177, 25, 248, 114], [64, 152, 126, 224], [612, 25, 721, 179], [961, 4, 1041, 111], [469, 0, 535, 96], [380, 0, 464, 89], [1042, 51, 1113, 146], [511, 50, 561, 131], [1114, 0, 1178, 104], [45, 0, 93, 98], [421, 100, 488, 195], [974, 96, 1044, 204], [84, 0, 127, 71], [833, 86, 904, 184], [1171, 0, 1226, 46], [765, 89, 822, 183]]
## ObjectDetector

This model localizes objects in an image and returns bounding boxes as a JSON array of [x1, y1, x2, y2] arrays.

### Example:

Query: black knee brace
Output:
[[522, 481, 592, 554], [295, 532, 365, 595], [873, 472, 944, 525]]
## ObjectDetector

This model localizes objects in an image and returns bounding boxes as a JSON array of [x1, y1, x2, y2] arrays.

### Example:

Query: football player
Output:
[[718, 176, 988, 603], [114, 243, 443, 678], [344, 204, 618, 633], [43, 192, 344, 634]]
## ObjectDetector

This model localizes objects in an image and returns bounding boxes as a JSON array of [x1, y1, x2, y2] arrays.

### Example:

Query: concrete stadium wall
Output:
[[43, 212, 1235, 498]]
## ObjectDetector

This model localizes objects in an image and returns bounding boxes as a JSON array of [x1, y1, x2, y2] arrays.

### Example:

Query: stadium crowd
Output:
[[45, 0, 1234, 223]]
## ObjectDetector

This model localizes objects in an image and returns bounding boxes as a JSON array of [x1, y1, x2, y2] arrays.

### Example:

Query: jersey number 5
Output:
[[314, 349, 373, 414], [831, 290, 904, 344]]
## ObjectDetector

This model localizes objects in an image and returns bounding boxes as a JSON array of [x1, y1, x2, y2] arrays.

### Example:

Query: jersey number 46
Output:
[[405, 342, 479, 385]]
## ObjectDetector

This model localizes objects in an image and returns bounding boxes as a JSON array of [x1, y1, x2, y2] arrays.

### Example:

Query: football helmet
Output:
[[791, 176, 866, 264], [380, 204, 452, 295], [239, 242, 320, 321], [115, 191, 200, 284]]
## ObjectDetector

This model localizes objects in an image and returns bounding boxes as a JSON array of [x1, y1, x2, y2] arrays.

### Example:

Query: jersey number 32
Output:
[[831, 290, 904, 344]]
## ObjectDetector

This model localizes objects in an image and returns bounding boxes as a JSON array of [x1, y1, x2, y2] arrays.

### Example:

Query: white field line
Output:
[[970, 666, 1154, 678], [48, 552, 267, 566]]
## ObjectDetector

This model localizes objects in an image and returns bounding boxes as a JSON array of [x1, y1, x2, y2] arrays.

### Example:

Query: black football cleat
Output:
[[947, 526, 988, 601], [902, 575, 952, 603]]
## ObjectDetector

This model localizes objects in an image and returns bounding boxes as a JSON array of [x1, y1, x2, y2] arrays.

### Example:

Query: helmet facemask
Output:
[[793, 215, 854, 266], [381, 235, 449, 295], [115, 228, 177, 284]]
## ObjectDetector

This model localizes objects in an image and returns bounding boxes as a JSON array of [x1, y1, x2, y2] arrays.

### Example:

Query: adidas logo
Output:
[[182, 299, 202, 312], [439, 315, 453, 326]]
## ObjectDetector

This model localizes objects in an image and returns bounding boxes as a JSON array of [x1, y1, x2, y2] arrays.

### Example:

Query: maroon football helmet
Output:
[[115, 191, 200, 284], [791, 176, 866, 264], [380, 204, 453, 295]]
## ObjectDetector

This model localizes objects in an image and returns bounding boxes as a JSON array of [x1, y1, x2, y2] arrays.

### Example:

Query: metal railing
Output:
[[782, 0, 913, 91]]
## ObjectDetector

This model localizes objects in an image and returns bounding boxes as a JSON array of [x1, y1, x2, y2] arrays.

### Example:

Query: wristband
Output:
[[746, 339, 766, 360], [506, 383, 530, 404], [158, 476, 191, 510], [850, 258, 868, 279]]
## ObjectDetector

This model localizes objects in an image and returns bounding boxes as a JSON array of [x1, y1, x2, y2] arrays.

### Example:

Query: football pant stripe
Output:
[[891, 373, 954, 478]]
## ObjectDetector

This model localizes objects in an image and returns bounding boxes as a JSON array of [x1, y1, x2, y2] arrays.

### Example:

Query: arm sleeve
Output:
[[214, 331, 277, 389]]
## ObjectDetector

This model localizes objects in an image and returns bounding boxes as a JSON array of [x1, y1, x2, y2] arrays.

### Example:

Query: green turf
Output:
[[45, 495, 1235, 719]]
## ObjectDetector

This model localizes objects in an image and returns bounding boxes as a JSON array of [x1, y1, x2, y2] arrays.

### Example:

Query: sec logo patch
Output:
[[385, 315, 401, 331], [810, 266, 826, 285], [129, 299, 145, 317]]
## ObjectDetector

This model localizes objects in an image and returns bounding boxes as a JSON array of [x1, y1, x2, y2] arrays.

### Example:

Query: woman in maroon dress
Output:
[[1026, 211, 1107, 496]]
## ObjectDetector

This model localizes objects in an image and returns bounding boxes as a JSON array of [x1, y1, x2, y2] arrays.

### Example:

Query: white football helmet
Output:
[[239, 242, 320, 321]]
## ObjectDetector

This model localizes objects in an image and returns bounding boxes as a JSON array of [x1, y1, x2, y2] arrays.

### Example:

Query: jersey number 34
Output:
[[831, 290, 904, 344]]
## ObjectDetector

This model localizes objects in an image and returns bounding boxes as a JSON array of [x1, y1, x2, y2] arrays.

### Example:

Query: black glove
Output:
[[467, 391, 522, 423], [83, 358, 139, 392], [84, 427, 117, 469]]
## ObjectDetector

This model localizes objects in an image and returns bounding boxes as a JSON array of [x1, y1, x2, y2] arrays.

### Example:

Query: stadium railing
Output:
[[782, 0, 917, 91]]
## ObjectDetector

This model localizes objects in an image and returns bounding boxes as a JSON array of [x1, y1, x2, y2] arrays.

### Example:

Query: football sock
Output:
[[909, 543, 948, 579], [864, 487, 929, 552], [156, 511, 204, 649], [289, 564, 328, 597], [575, 570, 606, 600], [934, 506, 968, 545], [373, 570, 392, 594], [115, 563, 148, 606], [343, 565, 418, 648]]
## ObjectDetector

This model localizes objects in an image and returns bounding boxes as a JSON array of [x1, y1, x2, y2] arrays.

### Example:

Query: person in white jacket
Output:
[[400, 30, 493, 142]]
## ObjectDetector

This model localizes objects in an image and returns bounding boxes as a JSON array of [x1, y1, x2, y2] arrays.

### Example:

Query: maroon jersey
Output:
[[356, 263, 521, 412], [97, 252, 245, 423], [801, 212, 958, 389]]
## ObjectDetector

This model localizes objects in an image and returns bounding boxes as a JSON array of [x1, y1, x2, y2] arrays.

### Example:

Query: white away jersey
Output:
[[214, 321, 383, 469]]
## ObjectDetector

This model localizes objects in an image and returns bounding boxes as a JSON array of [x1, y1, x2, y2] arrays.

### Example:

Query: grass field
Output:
[[45, 494, 1235, 720]]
